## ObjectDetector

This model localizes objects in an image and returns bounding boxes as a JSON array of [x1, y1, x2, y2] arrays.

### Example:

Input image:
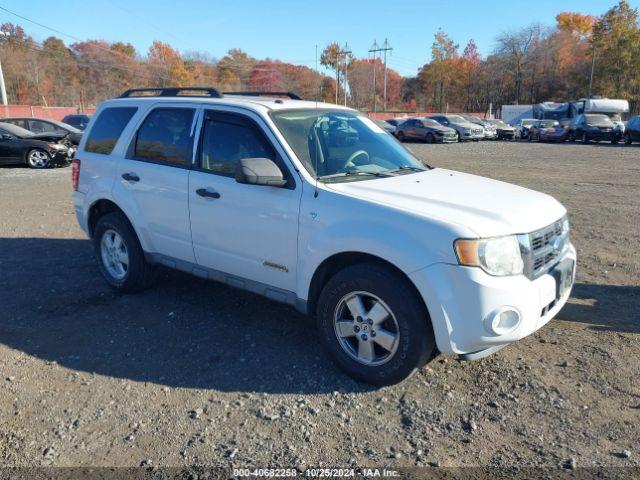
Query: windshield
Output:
[[422, 119, 441, 127], [271, 110, 427, 181], [521, 119, 535, 126], [490, 119, 508, 127], [0, 122, 33, 137], [585, 114, 613, 125], [445, 115, 467, 123], [540, 120, 559, 128]]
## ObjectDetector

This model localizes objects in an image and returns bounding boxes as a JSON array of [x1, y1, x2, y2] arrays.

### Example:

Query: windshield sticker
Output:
[[358, 116, 386, 134]]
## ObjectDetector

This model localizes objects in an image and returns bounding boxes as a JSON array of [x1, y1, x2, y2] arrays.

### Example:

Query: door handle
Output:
[[121, 172, 140, 182], [196, 188, 221, 199]]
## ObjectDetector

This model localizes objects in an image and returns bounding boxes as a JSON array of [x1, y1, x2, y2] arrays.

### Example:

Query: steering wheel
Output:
[[345, 149, 369, 167]]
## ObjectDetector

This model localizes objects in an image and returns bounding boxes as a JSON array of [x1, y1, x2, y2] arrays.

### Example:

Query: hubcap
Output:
[[28, 150, 49, 168], [100, 229, 129, 280], [333, 291, 400, 366]]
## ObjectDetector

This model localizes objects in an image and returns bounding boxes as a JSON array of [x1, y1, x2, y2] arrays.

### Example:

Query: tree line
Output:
[[0, 1, 637, 114]]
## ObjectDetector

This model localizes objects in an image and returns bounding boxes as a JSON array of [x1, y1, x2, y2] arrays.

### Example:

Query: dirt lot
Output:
[[0, 141, 638, 472]]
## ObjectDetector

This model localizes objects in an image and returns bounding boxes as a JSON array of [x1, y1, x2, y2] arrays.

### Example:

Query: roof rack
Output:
[[223, 91, 302, 100], [119, 87, 223, 98]]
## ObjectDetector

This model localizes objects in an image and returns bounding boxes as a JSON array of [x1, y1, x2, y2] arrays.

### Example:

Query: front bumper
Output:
[[498, 130, 515, 139], [436, 134, 459, 143], [50, 149, 71, 165], [460, 132, 484, 141], [409, 243, 576, 355]]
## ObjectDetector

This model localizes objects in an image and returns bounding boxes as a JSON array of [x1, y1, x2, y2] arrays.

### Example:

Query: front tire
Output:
[[93, 212, 156, 293], [581, 132, 589, 144], [26, 149, 51, 169], [624, 133, 632, 145], [316, 263, 435, 386], [425, 133, 435, 144]]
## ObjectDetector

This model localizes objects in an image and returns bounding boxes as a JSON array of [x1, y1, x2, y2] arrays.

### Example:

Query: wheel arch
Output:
[[306, 251, 431, 323], [87, 199, 130, 239]]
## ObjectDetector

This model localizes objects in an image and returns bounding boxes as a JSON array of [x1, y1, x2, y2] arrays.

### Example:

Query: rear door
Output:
[[114, 104, 198, 263], [0, 127, 23, 163], [631, 118, 640, 141], [188, 108, 301, 292]]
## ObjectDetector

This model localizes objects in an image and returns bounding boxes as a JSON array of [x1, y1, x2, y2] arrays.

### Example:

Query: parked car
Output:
[[428, 115, 484, 141], [374, 119, 396, 135], [537, 122, 571, 143], [623, 115, 640, 144], [62, 114, 91, 131], [513, 119, 536, 140], [1, 117, 83, 145], [395, 118, 457, 143], [73, 87, 575, 386], [569, 114, 621, 144], [462, 115, 498, 140], [384, 118, 401, 127], [528, 120, 561, 141], [487, 119, 516, 140], [0, 122, 72, 168]]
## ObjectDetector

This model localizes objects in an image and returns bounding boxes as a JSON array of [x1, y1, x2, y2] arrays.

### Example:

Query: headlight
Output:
[[454, 235, 524, 276], [48, 143, 66, 150]]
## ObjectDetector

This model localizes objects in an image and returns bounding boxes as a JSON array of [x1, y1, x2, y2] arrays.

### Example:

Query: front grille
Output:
[[520, 217, 569, 279]]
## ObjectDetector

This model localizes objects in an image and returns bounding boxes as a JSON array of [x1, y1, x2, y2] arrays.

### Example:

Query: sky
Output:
[[1, 0, 638, 77]]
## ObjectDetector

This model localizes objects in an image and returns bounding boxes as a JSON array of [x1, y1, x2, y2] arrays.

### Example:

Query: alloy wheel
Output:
[[333, 291, 400, 366], [100, 229, 129, 280], [27, 150, 50, 169]]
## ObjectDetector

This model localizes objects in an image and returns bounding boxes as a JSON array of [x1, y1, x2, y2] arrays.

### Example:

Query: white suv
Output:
[[72, 87, 576, 386]]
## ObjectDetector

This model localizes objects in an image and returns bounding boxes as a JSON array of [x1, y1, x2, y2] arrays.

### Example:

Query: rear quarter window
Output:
[[85, 107, 138, 154]]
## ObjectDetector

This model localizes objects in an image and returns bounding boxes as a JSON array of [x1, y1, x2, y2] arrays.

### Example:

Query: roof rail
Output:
[[223, 91, 302, 100], [119, 87, 223, 98]]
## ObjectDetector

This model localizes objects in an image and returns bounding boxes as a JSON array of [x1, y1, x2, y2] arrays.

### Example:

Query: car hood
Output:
[[452, 121, 480, 129], [496, 125, 515, 130], [27, 132, 67, 142], [430, 125, 456, 134], [325, 168, 566, 237]]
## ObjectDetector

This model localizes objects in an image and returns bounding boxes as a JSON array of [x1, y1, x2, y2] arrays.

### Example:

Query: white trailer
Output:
[[500, 105, 533, 125]]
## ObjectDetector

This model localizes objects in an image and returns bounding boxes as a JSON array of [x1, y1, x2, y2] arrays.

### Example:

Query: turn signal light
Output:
[[72, 159, 81, 191]]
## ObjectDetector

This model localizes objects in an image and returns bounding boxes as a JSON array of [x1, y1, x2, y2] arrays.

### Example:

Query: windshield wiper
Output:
[[318, 170, 394, 180], [385, 165, 427, 174]]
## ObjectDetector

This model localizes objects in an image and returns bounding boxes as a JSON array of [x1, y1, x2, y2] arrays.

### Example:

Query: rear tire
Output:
[[316, 263, 435, 386], [93, 212, 156, 293], [396, 131, 405, 142]]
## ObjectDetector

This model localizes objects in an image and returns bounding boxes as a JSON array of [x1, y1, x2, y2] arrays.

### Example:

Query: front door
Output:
[[188, 109, 301, 292], [0, 130, 22, 163]]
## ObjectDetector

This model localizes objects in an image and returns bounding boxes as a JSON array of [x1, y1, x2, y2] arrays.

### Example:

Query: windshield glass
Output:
[[271, 110, 426, 181], [585, 114, 613, 125], [490, 119, 508, 126], [0, 122, 33, 137], [521, 119, 535, 126], [422, 119, 441, 127], [445, 115, 467, 123], [540, 120, 559, 128]]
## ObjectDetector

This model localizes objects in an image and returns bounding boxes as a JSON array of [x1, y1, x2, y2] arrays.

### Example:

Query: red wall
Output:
[[0, 105, 95, 121]]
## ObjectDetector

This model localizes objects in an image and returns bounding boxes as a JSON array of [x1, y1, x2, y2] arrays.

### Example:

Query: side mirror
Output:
[[1, 134, 12, 140], [235, 158, 287, 187]]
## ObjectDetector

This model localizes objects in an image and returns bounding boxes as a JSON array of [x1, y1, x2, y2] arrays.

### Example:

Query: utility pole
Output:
[[380, 39, 393, 111], [369, 40, 379, 112], [587, 42, 596, 100], [369, 40, 393, 112], [338, 43, 352, 107], [0, 31, 8, 105]]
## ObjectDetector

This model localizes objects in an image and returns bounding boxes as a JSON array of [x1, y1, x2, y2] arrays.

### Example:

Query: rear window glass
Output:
[[85, 107, 137, 154], [133, 108, 195, 166]]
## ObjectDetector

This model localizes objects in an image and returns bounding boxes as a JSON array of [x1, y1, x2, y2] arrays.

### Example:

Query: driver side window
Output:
[[199, 111, 278, 178]]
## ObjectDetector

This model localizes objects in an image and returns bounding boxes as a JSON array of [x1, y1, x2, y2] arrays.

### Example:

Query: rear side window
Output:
[[133, 108, 195, 166], [85, 107, 137, 154]]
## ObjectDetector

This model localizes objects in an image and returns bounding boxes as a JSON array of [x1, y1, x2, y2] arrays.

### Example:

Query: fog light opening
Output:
[[486, 307, 521, 336]]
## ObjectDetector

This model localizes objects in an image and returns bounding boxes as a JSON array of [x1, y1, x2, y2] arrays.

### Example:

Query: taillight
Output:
[[72, 159, 81, 191]]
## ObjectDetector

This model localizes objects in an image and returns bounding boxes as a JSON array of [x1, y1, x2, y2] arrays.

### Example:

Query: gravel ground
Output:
[[0, 141, 638, 471]]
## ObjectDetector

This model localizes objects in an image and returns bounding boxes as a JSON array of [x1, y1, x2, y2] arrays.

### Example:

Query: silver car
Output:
[[429, 114, 484, 141]]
